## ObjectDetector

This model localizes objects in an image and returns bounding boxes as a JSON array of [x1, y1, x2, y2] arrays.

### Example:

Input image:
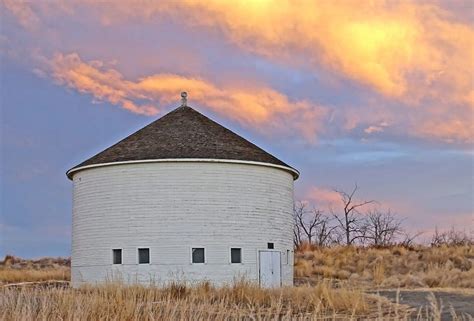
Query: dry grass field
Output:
[[0, 255, 70, 284], [1, 246, 473, 320], [1, 281, 412, 320], [295, 244, 474, 289]]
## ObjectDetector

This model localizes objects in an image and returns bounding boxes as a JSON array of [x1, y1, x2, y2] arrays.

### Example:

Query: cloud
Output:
[[75, 1, 473, 106], [7, 1, 472, 104], [4, 1, 474, 145], [66, 1, 474, 144], [304, 185, 398, 213], [304, 186, 341, 209], [417, 117, 474, 145], [44, 53, 157, 116], [1, 0, 40, 30], [36, 51, 474, 146], [364, 122, 389, 135], [40, 52, 328, 140]]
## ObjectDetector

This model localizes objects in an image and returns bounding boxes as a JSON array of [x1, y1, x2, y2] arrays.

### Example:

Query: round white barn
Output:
[[67, 99, 299, 287]]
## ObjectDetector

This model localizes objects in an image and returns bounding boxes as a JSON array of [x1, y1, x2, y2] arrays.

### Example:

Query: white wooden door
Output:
[[259, 251, 281, 287]]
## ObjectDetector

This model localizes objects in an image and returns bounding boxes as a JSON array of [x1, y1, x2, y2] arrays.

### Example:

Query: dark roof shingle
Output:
[[67, 106, 298, 179]]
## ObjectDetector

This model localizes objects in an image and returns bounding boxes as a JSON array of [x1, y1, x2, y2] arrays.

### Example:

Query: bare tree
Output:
[[430, 226, 446, 247], [331, 184, 375, 245], [398, 230, 423, 248], [293, 227, 302, 247], [294, 201, 335, 247], [364, 209, 403, 246], [293, 202, 304, 247], [294, 201, 320, 244], [313, 214, 337, 246], [431, 226, 473, 247]]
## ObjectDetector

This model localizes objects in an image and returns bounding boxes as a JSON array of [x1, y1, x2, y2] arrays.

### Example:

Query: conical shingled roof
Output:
[[67, 106, 298, 179]]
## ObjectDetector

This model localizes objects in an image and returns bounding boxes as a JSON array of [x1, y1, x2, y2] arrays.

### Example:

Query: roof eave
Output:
[[66, 158, 299, 180]]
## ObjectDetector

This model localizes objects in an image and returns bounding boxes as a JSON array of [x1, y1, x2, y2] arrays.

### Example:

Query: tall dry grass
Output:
[[295, 244, 474, 289], [0, 281, 407, 320], [0, 268, 70, 284], [0, 255, 70, 284], [1, 249, 472, 320]]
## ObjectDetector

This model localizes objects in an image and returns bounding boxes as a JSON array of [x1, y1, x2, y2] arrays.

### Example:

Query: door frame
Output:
[[257, 250, 282, 287]]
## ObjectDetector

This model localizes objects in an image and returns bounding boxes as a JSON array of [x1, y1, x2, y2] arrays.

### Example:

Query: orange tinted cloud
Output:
[[74, 0, 474, 144], [5, 1, 474, 144], [82, 1, 473, 105], [417, 117, 474, 144], [9, 1, 472, 105], [43, 52, 327, 140]]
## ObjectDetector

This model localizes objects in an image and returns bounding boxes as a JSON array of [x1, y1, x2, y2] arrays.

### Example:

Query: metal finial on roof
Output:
[[181, 91, 188, 107]]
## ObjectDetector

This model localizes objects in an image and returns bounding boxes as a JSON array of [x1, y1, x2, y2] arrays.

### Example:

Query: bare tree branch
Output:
[[332, 184, 375, 245], [364, 208, 403, 246], [294, 201, 335, 247]]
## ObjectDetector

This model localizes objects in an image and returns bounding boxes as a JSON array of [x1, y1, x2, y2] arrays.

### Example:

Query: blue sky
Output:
[[1, 1, 473, 258]]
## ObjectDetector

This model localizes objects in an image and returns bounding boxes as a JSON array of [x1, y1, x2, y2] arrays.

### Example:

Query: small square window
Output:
[[138, 248, 150, 264], [231, 248, 242, 264], [192, 248, 205, 264], [112, 249, 122, 264], [267, 242, 274, 249]]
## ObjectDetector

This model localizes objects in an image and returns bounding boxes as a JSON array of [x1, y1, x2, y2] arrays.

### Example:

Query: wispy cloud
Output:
[[1, 0, 40, 30], [304, 186, 341, 209], [77, 1, 473, 105], [3, 0, 473, 145], [32, 50, 474, 146], [38, 52, 328, 141]]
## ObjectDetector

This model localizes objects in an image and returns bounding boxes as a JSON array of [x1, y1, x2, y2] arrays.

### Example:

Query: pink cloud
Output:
[[38, 52, 328, 141], [304, 187, 341, 209], [3, 1, 473, 145]]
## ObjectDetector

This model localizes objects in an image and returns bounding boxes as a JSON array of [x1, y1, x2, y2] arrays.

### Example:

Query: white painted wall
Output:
[[71, 161, 295, 287]]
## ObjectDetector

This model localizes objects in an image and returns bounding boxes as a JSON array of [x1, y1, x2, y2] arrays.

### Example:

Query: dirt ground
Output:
[[374, 289, 474, 320]]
